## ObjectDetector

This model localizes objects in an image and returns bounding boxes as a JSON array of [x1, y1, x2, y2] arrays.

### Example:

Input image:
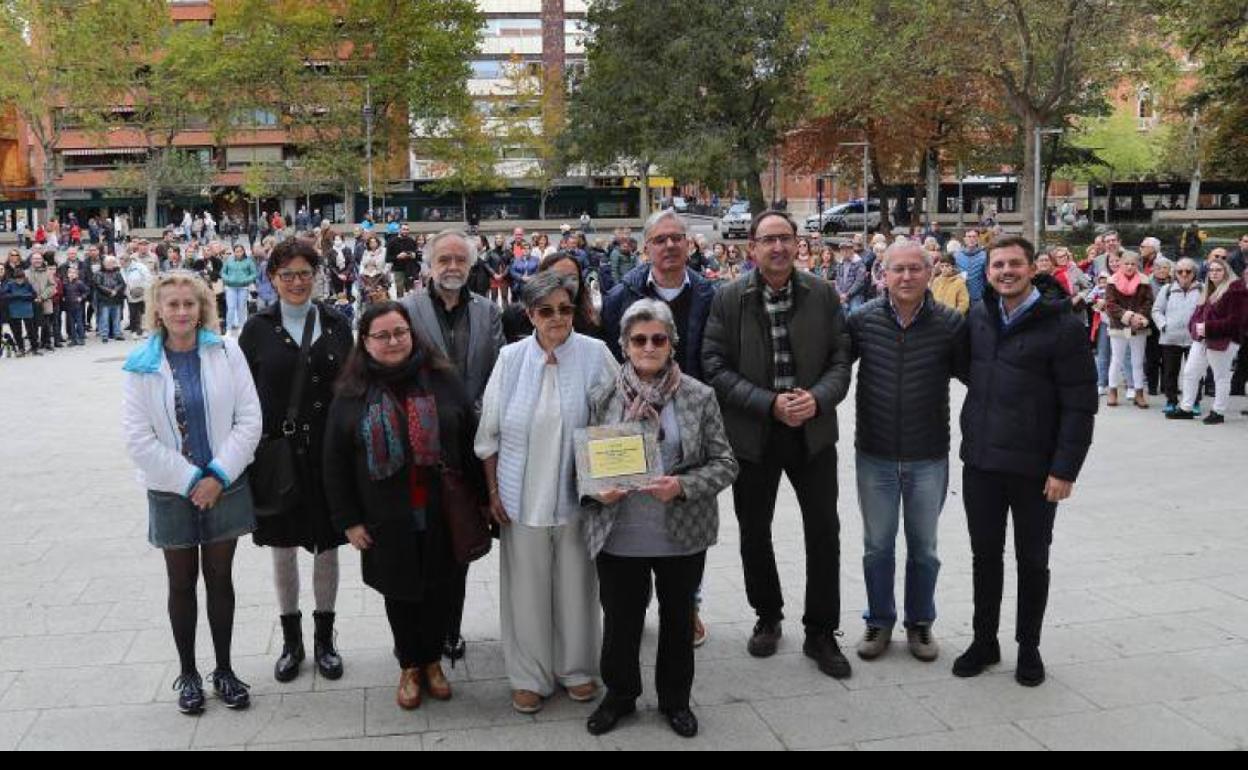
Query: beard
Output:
[[436, 275, 466, 292]]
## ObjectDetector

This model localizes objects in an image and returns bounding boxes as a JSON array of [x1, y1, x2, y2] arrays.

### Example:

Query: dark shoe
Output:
[[662, 707, 699, 738], [1016, 645, 1046, 687], [210, 669, 251, 710], [173, 672, 205, 715], [747, 619, 782, 658], [274, 612, 305, 683], [803, 629, 852, 679], [443, 634, 467, 663], [313, 611, 344, 680], [1203, 411, 1225, 425], [952, 638, 1001, 678], [586, 699, 636, 736], [1166, 408, 1195, 420]]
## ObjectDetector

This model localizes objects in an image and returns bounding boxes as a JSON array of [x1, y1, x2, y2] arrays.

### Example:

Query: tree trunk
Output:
[[146, 159, 160, 230], [925, 146, 941, 227], [42, 156, 57, 226], [344, 182, 353, 222], [1019, 114, 1038, 242], [539, 189, 547, 221], [639, 160, 652, 219], [461, 191, 469, 224], [1187, 157, 1202, 217], [744, 170, 767, 216], [1104, 173, 1113, 225], [868, 145, 891, 233]]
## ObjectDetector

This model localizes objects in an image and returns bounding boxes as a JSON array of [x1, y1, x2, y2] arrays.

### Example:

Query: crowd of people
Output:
[[20, 202, 1239, 738]]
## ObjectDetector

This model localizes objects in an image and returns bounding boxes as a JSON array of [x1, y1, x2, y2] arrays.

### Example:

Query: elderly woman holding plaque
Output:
[[475, 271, 619, 714], [580, 299, 738, 739]]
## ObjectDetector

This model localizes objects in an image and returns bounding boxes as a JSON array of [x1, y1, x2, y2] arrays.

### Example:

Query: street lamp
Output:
[[363, 81, 374, 221], [839, 141, 870, 241], [1034, 126, 1064, 241]]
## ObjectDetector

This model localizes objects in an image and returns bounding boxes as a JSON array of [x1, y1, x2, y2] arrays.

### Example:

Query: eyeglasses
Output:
[[366, 327, 411, 344], [629, 333, 670, 349], [649, 234, 687, 247], [1176, 269, 1194, 275], [754, 234, 796, 248], [534, 304, 576, 319], [276, 269, 315, 283]]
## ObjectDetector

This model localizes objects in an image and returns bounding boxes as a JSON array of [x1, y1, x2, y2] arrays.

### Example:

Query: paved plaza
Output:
[[1, 338, 1247, 751]]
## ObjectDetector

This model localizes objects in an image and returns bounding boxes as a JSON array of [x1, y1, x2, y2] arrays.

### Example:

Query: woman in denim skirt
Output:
[[121, 270, 262, 716]]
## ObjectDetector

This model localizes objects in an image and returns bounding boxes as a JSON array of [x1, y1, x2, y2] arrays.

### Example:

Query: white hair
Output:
[[642, 208, 687, 244], [426, 229, 477, 262], [1141, 236, 1161, 252], [619, 298, 680, 352], [882, 240, 932, 268]]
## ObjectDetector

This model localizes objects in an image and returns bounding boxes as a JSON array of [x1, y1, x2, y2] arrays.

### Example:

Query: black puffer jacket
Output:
[[960, 292, 1098, 482], [848, 293, 968, 461]]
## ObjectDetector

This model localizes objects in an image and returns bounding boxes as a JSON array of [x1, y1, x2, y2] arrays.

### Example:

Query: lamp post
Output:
[[1034, 126, 1063, 241], [363, 81, 374, 222], [839, 141, 870, 240]]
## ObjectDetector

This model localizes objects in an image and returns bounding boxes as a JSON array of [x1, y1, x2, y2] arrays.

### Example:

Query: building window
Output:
[[225, 146, 284, 168], [1137, 86, 1156, 130], [58, 148, 149, 171], [470, 60, 504, 79], [486, 19, 542, 37], [230, 109, 279, 128]]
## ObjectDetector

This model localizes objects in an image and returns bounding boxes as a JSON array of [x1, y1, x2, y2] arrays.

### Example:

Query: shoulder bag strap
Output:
[[281, 306, 317, 437]]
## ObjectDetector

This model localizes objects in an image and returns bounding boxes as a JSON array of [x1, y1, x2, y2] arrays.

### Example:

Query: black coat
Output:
[[239, 301, 353, 551], [848, 293, 968, 462], [960, 293, 1098, 482], [386, 235, 422, 278], [322, 364, 483, 601]]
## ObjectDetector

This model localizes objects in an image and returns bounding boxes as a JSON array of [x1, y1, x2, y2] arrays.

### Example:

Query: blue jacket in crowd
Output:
[[601, 264, 717, 382], [955, 246, 989, 302]]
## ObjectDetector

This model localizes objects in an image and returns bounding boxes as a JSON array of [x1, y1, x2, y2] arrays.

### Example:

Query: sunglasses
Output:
[[534, 304, 575, 319], [629, 333, 670, 349]]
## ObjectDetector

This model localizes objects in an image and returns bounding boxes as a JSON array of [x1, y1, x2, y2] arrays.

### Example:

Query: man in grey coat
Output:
[[401, 228, 505, 662]]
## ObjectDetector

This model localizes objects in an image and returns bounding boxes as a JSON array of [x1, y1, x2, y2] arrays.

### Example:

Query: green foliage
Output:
[[421, 109, 505, 212], [1063, 109, 1164, 182]]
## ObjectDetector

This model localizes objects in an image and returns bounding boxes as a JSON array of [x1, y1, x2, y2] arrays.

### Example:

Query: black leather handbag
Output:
[[250, 308, 316, 518]]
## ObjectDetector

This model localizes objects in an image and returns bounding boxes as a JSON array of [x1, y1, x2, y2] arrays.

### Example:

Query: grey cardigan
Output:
[[581, 374, 739, 559], [400, 289, 504, 408]]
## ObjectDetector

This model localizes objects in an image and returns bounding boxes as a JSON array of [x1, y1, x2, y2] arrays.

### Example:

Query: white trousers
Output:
[[1181, 341, 1240, 414], [1109, 333, 1147, 392], [499, 519, 600, 695]]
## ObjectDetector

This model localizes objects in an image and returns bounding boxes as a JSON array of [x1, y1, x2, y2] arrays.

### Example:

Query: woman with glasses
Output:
[[475, 271, 618, 714], [581, 300, 737, 739], [1168, 257, 1248, 424], [323, 301, 481, 709], [239, 241, 354, 684], [1152, 258, 1204, 415]]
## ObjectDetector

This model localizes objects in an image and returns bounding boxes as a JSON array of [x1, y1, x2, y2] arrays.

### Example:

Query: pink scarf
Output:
[[1110, 270, 1141, 297]]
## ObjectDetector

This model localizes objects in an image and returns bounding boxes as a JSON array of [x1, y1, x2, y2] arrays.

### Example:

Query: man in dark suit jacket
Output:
[[400, 228, 505, 662]]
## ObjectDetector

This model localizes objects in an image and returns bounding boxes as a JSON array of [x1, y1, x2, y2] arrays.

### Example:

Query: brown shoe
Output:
[[396, 668, 421, 710], [566, 681, 599, 702], [1134, 390, 1150, 409], [422, 662, 452, 701], [692, 611, 708, 649], [1106, 387, 1119, 406], [512, 689, 543, 714]]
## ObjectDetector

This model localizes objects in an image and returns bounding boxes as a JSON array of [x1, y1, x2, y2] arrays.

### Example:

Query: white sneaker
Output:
[[1097, 387, 1106, 396]]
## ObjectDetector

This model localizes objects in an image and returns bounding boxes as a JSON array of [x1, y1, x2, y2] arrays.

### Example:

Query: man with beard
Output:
[[400, 229, 505, 663]]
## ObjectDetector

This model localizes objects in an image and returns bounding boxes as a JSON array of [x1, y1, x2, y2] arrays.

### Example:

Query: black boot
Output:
[[274, 612, 305, 683], [313, 611, 344, 680]]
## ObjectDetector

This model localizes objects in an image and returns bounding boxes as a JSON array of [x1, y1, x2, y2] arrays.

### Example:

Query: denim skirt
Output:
[[148, 475, 257, 549]]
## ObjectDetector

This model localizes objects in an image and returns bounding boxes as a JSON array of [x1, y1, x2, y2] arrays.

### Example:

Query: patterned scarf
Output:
[[617, 359, 682, 426], [763, 279, 796, 391], [360, 387, 441, 482]]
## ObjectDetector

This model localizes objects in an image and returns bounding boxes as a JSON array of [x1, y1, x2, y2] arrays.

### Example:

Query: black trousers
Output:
[[445, 564, 469, 642], [1161, 345, 1204, 406], [8, 317, 36, 351], [384, 593, 450, 670], [597, 550, 706, 712], [1144, 330, 1162, 395], [127, 301, 145, 334], [1231, 344, 1248, 396], [33, 308, 53, 349], [732, 425, 841, 632], [962, 466, 1058, 648]]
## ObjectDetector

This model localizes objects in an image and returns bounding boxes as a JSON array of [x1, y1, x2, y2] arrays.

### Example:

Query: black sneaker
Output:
[[662, 706, 699, 738], [1016, 645, 1046, 687], [1166, 408, 1195, 420], [803, 629, 852, 679], [952, 638, 1001, 678], [747, 619, 782, 658], [443, 634, 467, 663], [1203, 411, 1225, 425], [586, 699, 636, 736], [210, 669, 251, 710], [173, 672, 205, 715]]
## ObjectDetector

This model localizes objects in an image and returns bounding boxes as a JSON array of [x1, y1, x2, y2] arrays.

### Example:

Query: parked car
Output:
[[820, 200, 882, 234], [719, 201, 751, 238]]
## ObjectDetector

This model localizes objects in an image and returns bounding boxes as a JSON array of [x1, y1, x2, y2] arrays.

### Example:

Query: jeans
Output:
[[67, 305, 85, 343], [732, 425, 841, 633], [855, 451, 948, 629], [225, 287, 250, 330], [1096, 322, 1134, 389], [1182, 341, 1240, 414], [97, 304, 122, 340]]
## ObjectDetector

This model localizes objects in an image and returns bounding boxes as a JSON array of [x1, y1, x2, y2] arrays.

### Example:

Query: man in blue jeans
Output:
[[846, 240, 968, 662]]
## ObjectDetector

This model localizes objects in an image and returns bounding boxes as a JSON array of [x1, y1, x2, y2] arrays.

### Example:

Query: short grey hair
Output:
[[522, 270, 578, 310], [426, 229, 477, 262], [882, 240, 932, 268], [1141, 236, 1161, 252], [642, 208, 686, 245], [1175, 257, 1198, 274], [1153, 256, 1174, 272], [618, 298, 679, 352]]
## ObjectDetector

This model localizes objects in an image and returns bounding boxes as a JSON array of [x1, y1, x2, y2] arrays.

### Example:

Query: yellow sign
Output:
[[623, 177, 676, 189], [587, 435, 649, 479]]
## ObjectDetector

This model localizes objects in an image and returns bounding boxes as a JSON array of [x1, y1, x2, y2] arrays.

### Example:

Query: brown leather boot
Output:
[[1134, 390, 1150, 409], [422, 662, 452, 701], [1106, 387, 1119, 406], [396, 667, 421, 710]]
